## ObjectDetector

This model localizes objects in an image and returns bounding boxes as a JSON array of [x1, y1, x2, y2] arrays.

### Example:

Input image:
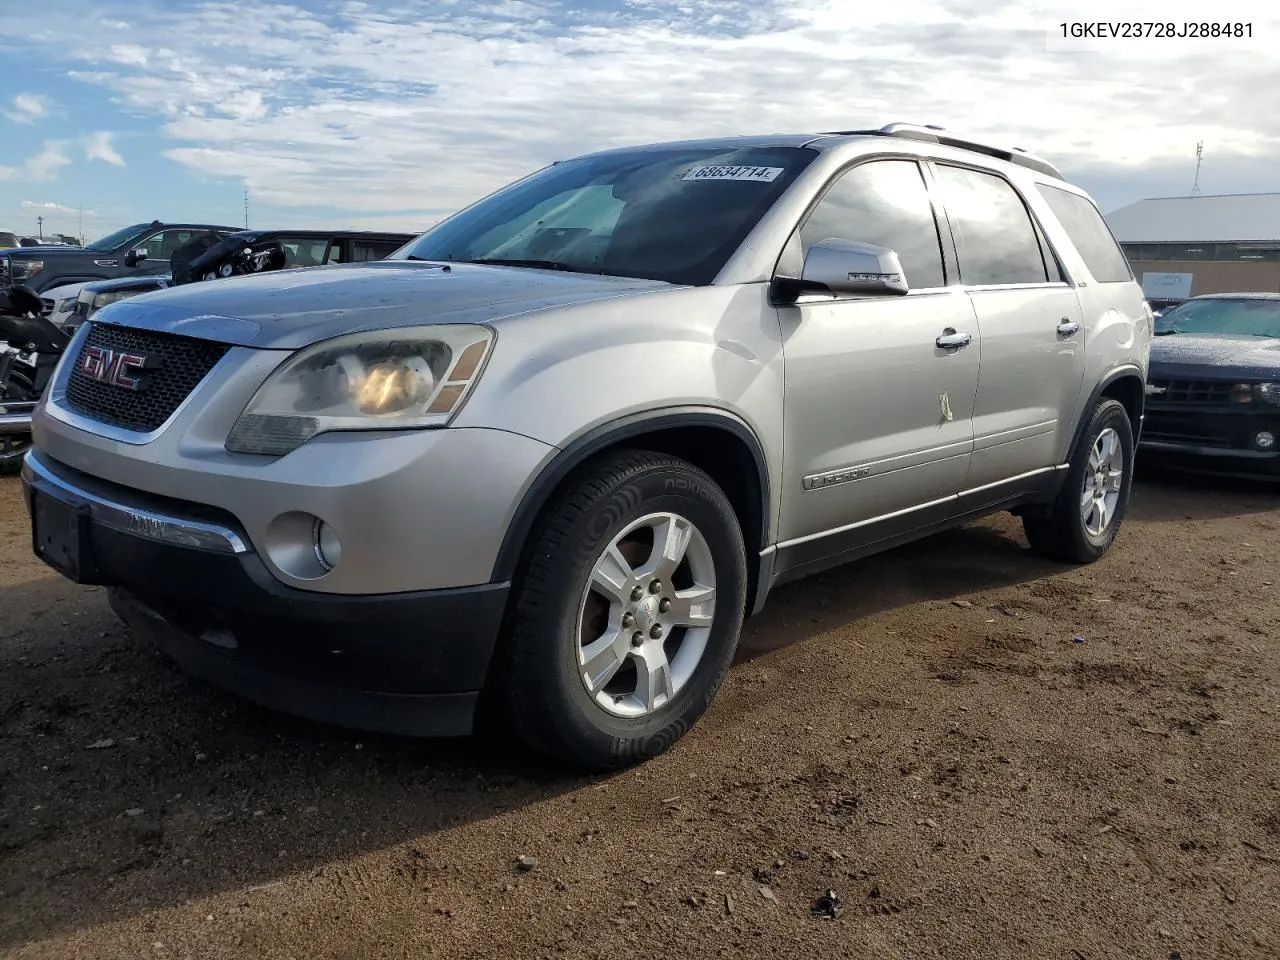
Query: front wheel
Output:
[[1023, 398, 1135, 563], [0, 370, 35, 476], [497, 450, 748, 771]]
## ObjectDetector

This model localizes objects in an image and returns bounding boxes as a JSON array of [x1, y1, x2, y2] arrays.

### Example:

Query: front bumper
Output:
[[21, 450, 511, 736], [1139, 406, 1280, 478]]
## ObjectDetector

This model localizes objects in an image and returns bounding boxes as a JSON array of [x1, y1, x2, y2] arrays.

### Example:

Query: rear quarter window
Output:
[[1036, 184, 1133, 283]]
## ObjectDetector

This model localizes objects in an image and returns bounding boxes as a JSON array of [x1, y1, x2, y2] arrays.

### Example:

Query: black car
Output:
[[1141, 293, 1280, 478], [0, 220, 239, 311], [65, 228, 418, 327]]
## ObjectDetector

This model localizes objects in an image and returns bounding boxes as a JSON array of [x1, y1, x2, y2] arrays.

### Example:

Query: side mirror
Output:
[[778, 238, 910, 299], [125, 248, 149, 267]]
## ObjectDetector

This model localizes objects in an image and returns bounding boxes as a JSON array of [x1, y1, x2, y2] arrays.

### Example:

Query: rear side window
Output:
[[799, 159, 947, 289], [1036, 184, 1133, 283], [933, 165, 1049, 286]]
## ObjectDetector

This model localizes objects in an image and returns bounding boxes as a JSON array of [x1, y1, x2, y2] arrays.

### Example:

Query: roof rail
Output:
[[824, 123, 1064, 180]]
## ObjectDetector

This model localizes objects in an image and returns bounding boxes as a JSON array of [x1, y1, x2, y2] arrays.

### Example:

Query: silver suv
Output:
[[21, 123, 1151, 770]]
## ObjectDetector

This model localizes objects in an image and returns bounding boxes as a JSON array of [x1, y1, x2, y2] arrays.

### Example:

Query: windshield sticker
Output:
[[682, 165, 784, 183]]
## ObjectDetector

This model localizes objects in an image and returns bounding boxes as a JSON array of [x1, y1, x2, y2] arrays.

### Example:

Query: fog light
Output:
[[313, 519, 342, 570], [1256, 431, 1276, 450]]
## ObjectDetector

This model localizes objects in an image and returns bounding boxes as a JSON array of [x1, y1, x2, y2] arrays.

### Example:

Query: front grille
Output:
[[1146, 379, 1236, 406], [0, 259, 9, 286], [1143, 429, 1232, 448], [64, 322, 230, 433]]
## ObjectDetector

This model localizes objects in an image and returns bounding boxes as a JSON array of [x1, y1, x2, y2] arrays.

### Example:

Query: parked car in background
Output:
[[0, 221, 238, 312], [22, 123, 1149, 770], [62, 228, 418, 328], [1142, 292, 1280, 478]]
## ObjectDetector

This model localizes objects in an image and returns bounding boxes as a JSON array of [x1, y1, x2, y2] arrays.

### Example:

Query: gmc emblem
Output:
[[77, 345, 153, 391]]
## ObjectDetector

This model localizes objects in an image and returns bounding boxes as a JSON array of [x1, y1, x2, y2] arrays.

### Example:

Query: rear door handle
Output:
[[1056, 319, 1081, 337], [936, 328, 972, 349]]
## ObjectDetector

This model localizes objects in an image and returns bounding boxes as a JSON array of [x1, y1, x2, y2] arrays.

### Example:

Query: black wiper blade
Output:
[[466, 257, 592, 274]]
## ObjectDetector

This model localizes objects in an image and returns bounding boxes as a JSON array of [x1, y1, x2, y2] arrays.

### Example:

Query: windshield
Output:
[[85, 224, 148, 253], [1155, 298, 1280, 338], [391, 145, 818, 286]]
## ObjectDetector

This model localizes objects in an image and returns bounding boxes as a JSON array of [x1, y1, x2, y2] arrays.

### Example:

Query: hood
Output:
[[2, 245, 87, 256], [85, 273, 172, 294], [86, 260, 674, 349], [1149, 333, 1280, 381]]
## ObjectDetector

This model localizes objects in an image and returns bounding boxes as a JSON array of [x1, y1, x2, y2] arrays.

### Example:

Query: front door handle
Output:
[[936, 328, 972, 349], [1056, 318, 1081, 337]]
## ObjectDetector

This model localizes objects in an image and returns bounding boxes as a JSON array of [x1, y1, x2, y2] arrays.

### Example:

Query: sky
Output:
[[1, 0, 1278, 243]]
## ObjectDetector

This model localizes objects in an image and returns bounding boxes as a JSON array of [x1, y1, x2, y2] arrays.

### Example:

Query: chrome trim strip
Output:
[[21, 452, 250, 555], [776, 493, 957, 550], [958, 464, 1062, 498]]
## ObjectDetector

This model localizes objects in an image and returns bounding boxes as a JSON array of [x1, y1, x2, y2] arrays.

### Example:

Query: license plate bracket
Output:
[[30, 489, 98, 583]]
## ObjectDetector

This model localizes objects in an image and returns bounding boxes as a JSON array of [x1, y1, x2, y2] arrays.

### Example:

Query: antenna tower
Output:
[[1191, 141, 1204, 196]]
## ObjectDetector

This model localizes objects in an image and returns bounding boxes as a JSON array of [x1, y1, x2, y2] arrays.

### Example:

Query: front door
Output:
[[929, 163, 1087, 493], [775, 158, 981, 577]]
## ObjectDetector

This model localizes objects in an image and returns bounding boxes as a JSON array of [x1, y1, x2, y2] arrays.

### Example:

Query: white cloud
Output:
[[20, 141, 72, 182], [2, 93, 49, 123], [83, 131, 126, 166], [2, 0, 1280, 225], [20, 200, 99, 217]]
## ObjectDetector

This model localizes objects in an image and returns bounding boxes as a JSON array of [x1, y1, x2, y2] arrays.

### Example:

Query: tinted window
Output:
[[1037, 184, 1132, 283], [934, 165, 1048, 286], [351, 240, 402, 262], [798, 160, 946, 289], [394, 146, 818, 286], [276, 237, 331, 267], [139, 230, 196, 261]]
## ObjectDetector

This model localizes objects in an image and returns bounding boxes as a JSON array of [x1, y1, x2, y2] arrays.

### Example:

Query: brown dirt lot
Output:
[[1, 468, 1279, 960]]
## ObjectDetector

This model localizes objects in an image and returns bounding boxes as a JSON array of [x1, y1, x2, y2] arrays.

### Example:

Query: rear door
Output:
[[929, 163, 1086, 495]]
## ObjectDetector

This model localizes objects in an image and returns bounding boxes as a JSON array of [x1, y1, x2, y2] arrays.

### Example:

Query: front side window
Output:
[[1037, 184, 1132, 283], [392, 146, 819, 286], [797, 159, 947, 289], [1155, 297, 1280, 338], [933, 165, 1049, 286]]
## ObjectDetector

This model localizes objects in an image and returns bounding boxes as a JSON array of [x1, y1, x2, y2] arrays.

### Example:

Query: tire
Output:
[[1023, 398, 1134, 563], [0, 370, 35, 476], [497, 449, 748, 771]]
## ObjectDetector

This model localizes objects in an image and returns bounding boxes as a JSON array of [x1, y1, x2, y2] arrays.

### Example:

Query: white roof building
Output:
[[1106, 193, 1280, 243]]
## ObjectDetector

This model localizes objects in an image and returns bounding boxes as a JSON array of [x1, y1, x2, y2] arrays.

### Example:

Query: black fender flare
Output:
[[490, 406, 772, 583], [1067, 364, 1147, 460]]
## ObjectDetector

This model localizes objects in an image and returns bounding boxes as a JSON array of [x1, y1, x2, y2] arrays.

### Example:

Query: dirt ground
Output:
[[1, 467, 1279, 960]]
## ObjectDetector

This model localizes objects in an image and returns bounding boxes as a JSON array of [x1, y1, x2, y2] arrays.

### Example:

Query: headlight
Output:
[[9, 259, 43, 281], [1259, 382, 1280, 406], [90, 290, 139, 312], [225, 324, 495, 456]]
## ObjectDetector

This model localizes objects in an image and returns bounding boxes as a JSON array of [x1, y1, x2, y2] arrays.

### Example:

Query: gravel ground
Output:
[[1, 468, 1279, 960]]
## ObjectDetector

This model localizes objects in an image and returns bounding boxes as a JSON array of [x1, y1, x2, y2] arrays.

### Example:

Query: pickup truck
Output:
[[0, 220, 237, 311]]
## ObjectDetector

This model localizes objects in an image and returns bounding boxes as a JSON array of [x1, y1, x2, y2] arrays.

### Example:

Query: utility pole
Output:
[[1191, 141, 1204, 196], [78, 205, 84, 245], [244, 185, 250, 229], [36, 215, 43, 239]]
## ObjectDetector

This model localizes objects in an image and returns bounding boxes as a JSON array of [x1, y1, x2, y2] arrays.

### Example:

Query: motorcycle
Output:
[[174, 232, 287, 286], [0, 285, 70, 475]]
